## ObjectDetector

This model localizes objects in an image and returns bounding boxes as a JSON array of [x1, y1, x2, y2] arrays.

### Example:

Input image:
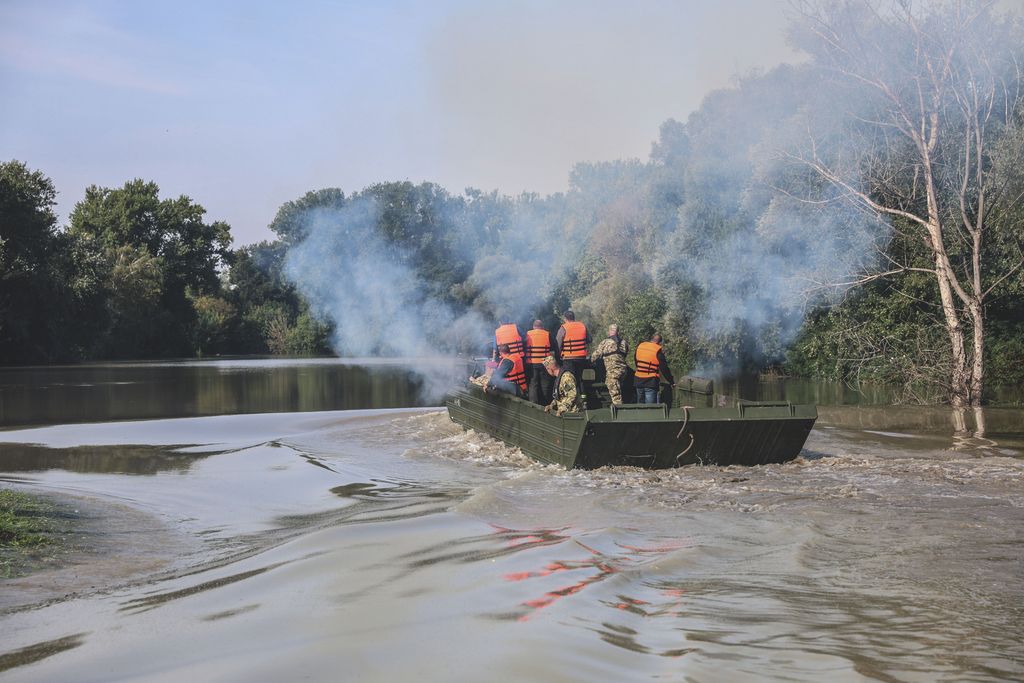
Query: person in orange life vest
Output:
[[524, 319, 553, 405], [633, 333, 675, 404], [555, 309, 591, 390], [485, 343, 527, 398], [491, 319, 524, 361]]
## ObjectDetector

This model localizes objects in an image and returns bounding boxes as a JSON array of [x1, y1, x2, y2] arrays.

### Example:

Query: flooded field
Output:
[[1, 360, 1022, 681]]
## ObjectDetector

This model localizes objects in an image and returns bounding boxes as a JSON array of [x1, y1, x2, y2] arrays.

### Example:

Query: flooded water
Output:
[[1, 359, 1022, 681]]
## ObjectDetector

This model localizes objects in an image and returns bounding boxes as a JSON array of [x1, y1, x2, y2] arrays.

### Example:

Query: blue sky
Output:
[[1, 0, 799, 244]]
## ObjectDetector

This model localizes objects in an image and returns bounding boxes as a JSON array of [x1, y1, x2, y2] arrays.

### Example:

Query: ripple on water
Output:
[[2, 408, 1022, 682]]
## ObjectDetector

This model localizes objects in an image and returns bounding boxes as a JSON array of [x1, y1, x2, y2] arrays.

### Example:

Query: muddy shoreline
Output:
[[0, 486, 185, 614]]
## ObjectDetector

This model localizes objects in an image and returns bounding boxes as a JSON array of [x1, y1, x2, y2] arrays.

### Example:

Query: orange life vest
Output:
[[495, 324, 524, 355], [524, 329, 551, 364], [634, 341, 662, 379], [560, 321, 588, 359], [501, 352, 527, 393]]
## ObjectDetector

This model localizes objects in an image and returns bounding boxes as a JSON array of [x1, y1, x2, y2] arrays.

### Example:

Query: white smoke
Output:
[[281, 69, 898, 388], [283, 197, 490, 398]]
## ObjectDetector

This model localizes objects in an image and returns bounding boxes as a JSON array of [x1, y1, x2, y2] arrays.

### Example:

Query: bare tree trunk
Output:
[[969, 301, 984, 406], [934, 250, 970, 408], [923, 144, 972, 406], [788, 0, 1023, 406]]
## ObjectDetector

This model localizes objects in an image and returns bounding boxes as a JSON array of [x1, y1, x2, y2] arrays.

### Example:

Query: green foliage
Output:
[[269, 188, 346, 245], [984, 321, 1024, 390], [2, 1, 1020, 403], [65, 179, 233, 358], [191, 294, 236, 356], [285, 311, 332, 356], [0, 489, 74, 579], [0, 160, 57, 264], [233, 301, 331, 356], [71, 181, 231, 300], [98, 244, 165, 357], [785, 279, 955, 403], [229, 241, 296, 310], [0, 489, 56, 548], [246, 302, 292, 355], [355, 181, 475, 303], [225, 241, 324, 355], [0, 161, 63, 363], [617, 289, 666, 347]]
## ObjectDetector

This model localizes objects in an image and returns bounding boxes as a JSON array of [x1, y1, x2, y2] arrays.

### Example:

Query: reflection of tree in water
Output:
[[817, 405, 1024, 455], [951, 407, 1000, 454], [0, 443, 221, 475], [189, 364, 428, 416], [1, 361, 434, 427]]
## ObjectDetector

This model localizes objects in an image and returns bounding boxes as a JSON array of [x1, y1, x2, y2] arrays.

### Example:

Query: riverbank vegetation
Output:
[[0, 489, 65, 578], [1, 1, 1021, 404]]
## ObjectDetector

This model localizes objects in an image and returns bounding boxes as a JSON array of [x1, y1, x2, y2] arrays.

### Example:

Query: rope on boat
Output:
[[675, 406, 695, 465]]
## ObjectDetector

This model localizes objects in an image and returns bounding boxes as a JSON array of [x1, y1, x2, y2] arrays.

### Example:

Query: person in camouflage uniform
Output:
[[542, 356, 584, 415], [590, 323, 628, 405], [468, 363, 494, 389]]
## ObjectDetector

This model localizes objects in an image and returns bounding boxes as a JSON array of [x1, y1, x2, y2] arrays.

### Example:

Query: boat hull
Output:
[[445, 384, 816, 469]]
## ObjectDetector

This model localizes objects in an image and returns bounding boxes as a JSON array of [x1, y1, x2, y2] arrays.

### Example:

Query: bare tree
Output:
[[788, 0, 1024, 406]]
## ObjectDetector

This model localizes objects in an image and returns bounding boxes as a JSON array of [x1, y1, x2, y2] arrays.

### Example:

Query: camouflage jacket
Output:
[[590, 336, 628, 373], [550, 370, 584, 415]]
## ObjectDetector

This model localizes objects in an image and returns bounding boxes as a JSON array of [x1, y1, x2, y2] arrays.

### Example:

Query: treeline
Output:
[[2, 2, 1022, 403], [0, 164, 331, 363]]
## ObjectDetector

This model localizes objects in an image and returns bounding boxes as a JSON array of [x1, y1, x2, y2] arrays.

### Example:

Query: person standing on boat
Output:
[[524, 319, 553, 405], [491, 319, 524, 361], [486, 344, 527, 398], [633, 334, 675, 404], [591, 323, 628, 405], [555, 310, 590, 389], [542, 356, 584, 415]]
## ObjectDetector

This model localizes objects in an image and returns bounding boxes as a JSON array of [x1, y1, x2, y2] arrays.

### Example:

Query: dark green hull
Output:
[[445, 382, 817, 469]]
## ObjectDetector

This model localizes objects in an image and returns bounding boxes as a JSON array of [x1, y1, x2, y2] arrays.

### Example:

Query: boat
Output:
[[445, 367, 817, 469]]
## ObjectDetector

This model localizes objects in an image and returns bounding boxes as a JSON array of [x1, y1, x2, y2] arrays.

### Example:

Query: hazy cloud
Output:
[[2, 0, 800, 244], [0, 3, 184, 94]]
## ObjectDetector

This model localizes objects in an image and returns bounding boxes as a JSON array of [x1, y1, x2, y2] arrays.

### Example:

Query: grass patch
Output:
[[0, 489, 69, 578]]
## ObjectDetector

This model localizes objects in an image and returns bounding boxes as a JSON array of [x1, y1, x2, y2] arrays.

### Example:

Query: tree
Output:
[[70, 180, 232, 294], [788, 0, 1024, 406], [0, 161, 61, 363], [103, 245, 165, 357], [190, 294, 236, 356], [269, 188, 347, 245], [229, 241, 299, 311], [70, 179, 233, 356]]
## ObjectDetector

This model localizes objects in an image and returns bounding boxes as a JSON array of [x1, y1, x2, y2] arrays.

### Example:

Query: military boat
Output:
[[445, 368, 816, 469]]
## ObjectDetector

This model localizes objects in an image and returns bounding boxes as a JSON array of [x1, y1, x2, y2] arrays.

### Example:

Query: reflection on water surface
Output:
[[0, 358, 454, 427]]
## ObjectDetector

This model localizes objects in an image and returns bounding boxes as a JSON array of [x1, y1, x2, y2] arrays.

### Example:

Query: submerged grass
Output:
[[0, 489, 69, 578]]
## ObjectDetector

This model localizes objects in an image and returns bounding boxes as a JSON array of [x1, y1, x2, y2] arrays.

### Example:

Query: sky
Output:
[[0, 0, 801, 245]]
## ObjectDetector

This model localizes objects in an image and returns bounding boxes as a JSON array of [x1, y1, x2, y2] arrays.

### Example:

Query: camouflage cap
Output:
[[541, 355, 557, 368]]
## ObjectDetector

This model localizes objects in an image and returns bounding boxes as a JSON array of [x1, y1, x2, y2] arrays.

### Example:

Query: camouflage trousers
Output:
[[606, 366, 625, 405]]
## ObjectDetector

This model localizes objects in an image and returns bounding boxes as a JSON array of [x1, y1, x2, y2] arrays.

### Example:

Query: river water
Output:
[[0, 359, 1022, 682]]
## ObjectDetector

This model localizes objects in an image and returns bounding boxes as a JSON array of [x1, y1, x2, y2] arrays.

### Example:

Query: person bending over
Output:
[[542, 356, 584, 415], [486, 344, 527, 398]]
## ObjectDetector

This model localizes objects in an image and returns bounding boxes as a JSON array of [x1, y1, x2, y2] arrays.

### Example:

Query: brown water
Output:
[[1, 360, 1022, 682]]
